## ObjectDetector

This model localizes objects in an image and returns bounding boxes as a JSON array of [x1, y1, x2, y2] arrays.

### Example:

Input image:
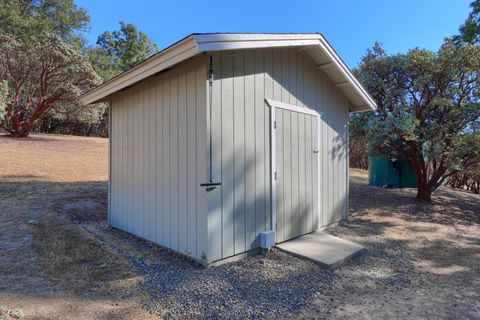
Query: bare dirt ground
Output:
[[0, 134, 479, 319]]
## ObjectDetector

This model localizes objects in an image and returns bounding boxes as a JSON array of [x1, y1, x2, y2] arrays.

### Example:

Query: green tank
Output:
[[368, 156, 417, 188]]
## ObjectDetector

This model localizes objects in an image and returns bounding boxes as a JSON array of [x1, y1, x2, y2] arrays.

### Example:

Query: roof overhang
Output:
[[79, 33, 376, 112]]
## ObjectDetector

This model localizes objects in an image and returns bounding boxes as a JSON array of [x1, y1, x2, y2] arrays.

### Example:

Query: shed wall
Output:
[[109, 55, 208, 262], [207, 47, 349, 263]]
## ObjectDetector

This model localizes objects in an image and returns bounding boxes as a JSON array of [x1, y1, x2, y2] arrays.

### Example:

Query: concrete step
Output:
[[275, 231, 365, 269]]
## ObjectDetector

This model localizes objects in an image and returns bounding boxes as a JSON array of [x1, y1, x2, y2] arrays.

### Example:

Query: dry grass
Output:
[[318, 169, 480, 319], [0, 134, 107, 182], [0, 134, 479, 319], [0, 134, 152, 319], [349, 168, 480, 225]]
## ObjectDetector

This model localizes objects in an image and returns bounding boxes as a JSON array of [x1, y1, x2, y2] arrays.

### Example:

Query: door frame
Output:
[[265, 98, 322, 243]]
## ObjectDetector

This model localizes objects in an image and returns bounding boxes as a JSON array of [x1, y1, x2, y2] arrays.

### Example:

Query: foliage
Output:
[[454, 0, 480, 45], [0, 0, 90, 47], [85, 48, 120, 83], [348, 112, 371, 169], [446, 161, 480, 194], [0, 3, 158, 137], [355, 41, 480, 202], [0, 33, 100, 137], [0, 0, 105, 137], [87, 21, 159, 81], [349, 135, 369, 170], [33, 103, 109, 137]]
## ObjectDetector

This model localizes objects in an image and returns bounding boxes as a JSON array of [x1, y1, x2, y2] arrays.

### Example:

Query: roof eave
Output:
[[350, 104, 375, 113], [316, 35, 377, 112], [78, 33, 377, 111], [78, 35, 200, 106]]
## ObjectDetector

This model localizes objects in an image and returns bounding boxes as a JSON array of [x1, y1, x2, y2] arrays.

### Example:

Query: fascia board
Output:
[[79, 36, 200, 105]]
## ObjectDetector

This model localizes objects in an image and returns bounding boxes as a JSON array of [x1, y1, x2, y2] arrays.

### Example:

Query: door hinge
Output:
[[273, 121, 276, 129], [274, 172, 277, 180]]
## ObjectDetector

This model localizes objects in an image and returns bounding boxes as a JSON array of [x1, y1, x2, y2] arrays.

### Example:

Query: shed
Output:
[[79, 33, 376, 265]]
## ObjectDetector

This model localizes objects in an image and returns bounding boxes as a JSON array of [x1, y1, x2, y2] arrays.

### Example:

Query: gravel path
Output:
[[117, 169, 479, 319]]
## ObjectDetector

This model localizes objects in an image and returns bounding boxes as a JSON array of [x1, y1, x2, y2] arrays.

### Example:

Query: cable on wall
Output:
[[200, 55, 221, 191]]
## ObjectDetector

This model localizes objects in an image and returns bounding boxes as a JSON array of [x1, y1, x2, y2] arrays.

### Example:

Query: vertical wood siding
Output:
[[110, 48, 349, 264], [110, 55, 208, 262], [207, 47, 349, 262]]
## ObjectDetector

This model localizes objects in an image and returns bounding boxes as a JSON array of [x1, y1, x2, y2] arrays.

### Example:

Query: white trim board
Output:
[[269, 102, 277, 241], [265, 98, 323, 117]]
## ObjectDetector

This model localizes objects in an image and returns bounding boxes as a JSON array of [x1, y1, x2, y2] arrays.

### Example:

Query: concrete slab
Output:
[[275, 231, 365, 269]]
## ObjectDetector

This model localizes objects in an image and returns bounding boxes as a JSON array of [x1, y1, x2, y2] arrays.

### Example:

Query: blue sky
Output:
[[76, 0, 471, 68]]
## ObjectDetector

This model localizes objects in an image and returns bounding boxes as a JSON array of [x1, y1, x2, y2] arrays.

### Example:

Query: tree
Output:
[[88, 21, 159, 81], [0, 0, 102, 138], [348, 112, 371, 169], [0, 0, 90, 47], [0, 33, 100, 137], [33, 94, 109, 137], [454, 0, 480, 45], [356, 41, 480, 202]]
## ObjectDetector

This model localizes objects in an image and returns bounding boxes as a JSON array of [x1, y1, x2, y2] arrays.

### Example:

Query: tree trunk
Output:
[[8, 124, 31, 138], [9, 131, 30, 138], [416, 183, 432, 203], [407, 150, 432, 203], [5, 112, 36, 137]]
